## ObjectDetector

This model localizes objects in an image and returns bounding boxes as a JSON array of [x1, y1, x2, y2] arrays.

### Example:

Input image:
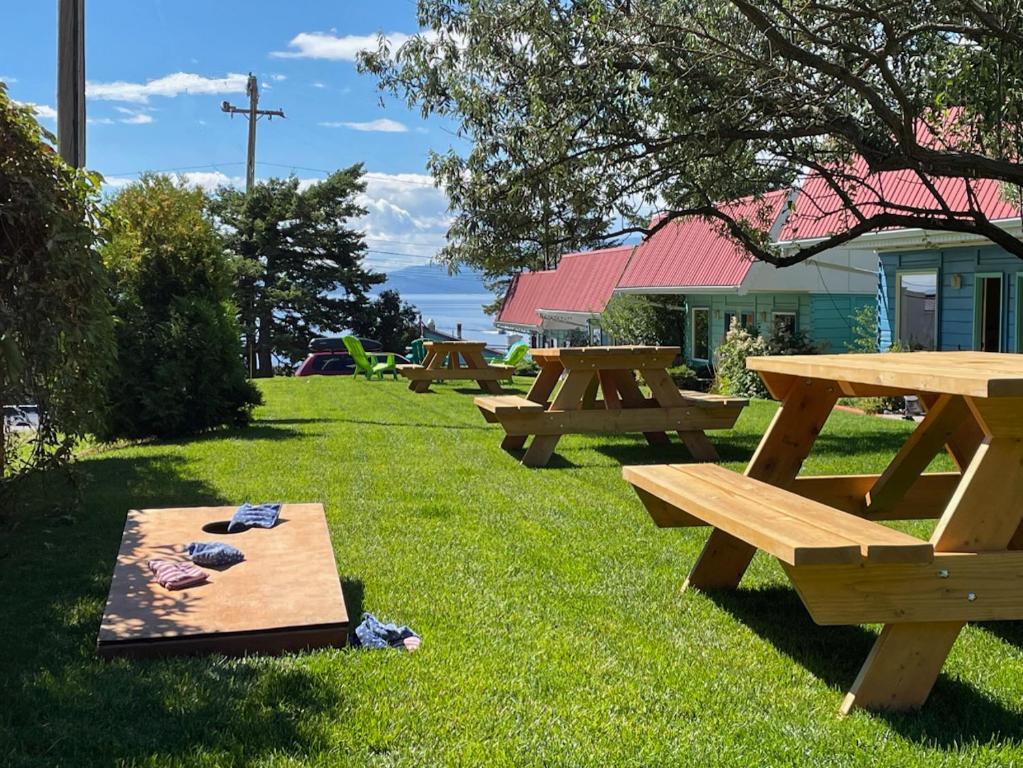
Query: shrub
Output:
[[599, 294, 685, 347], [99, 175, 261, 440], [712, 319, 771, 398], [0, 86, 114, 488], [665, 364, 701, 390]]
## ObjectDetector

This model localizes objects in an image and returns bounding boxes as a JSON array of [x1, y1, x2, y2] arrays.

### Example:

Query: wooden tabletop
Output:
[[747, 351, 1023, 398], [531, 345, 680, 370], [424, 340, 487, 351]]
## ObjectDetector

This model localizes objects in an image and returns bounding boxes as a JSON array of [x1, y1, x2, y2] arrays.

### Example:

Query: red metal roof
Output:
[[496, 245, 633, 328], [779, 116, 1021, 242], [617, 190, 790, 290]]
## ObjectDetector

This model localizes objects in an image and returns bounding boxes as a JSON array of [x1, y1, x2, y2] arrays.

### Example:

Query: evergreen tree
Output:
[[212, 166, 383, 375]]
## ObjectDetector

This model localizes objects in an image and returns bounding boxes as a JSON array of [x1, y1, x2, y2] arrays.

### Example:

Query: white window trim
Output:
[[691, 307, 710, 362], [894, 268, 939, 351]]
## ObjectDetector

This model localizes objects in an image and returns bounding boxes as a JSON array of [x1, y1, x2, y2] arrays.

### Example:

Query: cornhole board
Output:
[[97, 503, 348, 659]]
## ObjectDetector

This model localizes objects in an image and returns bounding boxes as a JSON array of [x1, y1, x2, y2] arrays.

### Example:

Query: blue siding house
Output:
[[872, 232, 1023, 353]]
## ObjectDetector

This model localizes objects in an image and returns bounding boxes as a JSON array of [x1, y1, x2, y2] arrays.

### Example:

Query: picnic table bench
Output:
[[476, 346, 746, 467], [624, 351, 1023, 713], [397, 340, 512, 394]]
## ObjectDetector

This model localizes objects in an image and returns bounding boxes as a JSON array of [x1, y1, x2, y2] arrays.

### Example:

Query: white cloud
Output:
[[101, 168, 449, 272], [1, 75, 16, 84], [87, 72, 248, 103], [270, 73, 287, 82], [310, 81, 326, 89], [87, 116, 115, 125], [121, 113, 154, 125], [271, 31, 414, 61], [320, 118, 408, 133]]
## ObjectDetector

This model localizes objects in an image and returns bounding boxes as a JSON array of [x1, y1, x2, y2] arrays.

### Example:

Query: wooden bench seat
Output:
[[397, 364, 509, 381], [475, 395, 545, 414], [677, 390, 748, 407], [624, 463, 933, 566]]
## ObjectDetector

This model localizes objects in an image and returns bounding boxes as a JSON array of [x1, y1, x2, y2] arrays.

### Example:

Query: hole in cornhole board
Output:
[[202, 517, 289, 534], [97, 504, 348, 659]]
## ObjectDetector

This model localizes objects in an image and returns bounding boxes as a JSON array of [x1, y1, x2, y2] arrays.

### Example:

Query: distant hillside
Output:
[[380, 263, 489, 295]]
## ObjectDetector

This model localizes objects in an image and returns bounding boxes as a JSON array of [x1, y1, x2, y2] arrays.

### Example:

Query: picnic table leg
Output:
[[611, 370, 669, 445], [842, 397, 1023, 712], [409, 349, 439, 392], [643, 369, 714, 455], [521, 370, 594, 467], [502, 363, 562, 453], [464, 349, 504, 395], [865, 394, 973, 514], [685, 376, 838, 591]]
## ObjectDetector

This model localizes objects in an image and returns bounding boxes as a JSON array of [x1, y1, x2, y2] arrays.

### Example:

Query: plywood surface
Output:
[[98, 504, 347, 647], [747, 352, 1023, 398]]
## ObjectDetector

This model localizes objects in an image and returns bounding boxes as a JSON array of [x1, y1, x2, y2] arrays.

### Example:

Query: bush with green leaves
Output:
[[712, 319, 771, 399], [0, 86, 114, 487], [99, 175, 260, 439], [599, 294, 685, 347]]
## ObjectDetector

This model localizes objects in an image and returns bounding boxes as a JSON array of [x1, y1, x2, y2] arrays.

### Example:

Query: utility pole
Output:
[[56, 0, 86, 167], [221, 74, 285, 376], [221, 73, 285, 192]]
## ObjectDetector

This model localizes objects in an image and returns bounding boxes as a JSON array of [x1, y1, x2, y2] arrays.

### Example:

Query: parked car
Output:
[[295, 338, 410, 377]]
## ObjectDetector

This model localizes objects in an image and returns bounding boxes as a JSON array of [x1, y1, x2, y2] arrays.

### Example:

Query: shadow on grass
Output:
[[341, 577, 365, 627], [708, 586, 1023, 745], [330, 417, 492, 432], [595, 435, 756, 466], [0, 452, 348, 766], [168, 423, 306, 446]]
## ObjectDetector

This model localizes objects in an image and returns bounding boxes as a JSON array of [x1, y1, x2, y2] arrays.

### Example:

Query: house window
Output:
[[692, 307, 710, 361], [974, 273, 1003, 352], [723, 312, 755, 339], [895, 270, 938, 350], [772, 312, 797, 337]]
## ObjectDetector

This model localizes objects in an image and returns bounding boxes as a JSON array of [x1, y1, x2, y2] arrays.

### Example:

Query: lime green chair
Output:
[[502, 341, 530, 367], [374, 353, 399, 380], [343, 337, 390, 382]]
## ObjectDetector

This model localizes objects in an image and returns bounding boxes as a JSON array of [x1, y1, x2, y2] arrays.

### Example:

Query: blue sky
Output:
[[1, 1, 460, 272]]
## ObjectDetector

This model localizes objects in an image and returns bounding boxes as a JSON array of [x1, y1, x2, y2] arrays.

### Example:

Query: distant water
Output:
[[402, 292, 507, 346]]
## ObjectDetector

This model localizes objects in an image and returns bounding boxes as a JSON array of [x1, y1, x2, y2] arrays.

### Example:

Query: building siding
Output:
[[682, 292, 870, 363], [879, 245, 1023, 353]]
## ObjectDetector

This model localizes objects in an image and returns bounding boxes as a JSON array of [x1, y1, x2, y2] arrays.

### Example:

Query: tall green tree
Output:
[[363, 1, 1023, 266], [212, 167, 383, 375], [0, 85, 113, 487], [100, 175, 260, 440]]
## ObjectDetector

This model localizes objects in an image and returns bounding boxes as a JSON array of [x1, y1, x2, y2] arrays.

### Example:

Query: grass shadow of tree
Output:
[[0, 452, 350, 766], [707, 586, 1023, 745]]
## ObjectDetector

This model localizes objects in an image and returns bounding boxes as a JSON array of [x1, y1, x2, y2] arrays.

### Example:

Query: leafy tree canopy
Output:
[[0, 85, 113, 487], [100, 174, 260, 439], [363, 0, 1023, 267], [211, 167, 383, 374]]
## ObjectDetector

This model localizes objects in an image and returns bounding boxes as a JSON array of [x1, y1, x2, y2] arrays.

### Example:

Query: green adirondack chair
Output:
[[342, 336, 379, 380], [502, 341, 530, 367], [408, 338, 427, 364], [374, 353, 399, 380], [497, 341, 530, 382]]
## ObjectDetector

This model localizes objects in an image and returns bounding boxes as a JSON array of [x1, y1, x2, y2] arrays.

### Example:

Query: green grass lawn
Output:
[[3, 376, 1023, 766]]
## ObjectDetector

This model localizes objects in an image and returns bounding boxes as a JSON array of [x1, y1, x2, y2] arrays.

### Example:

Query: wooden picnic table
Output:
[[475, 346, 746, 467], [397, 340, 511, 394], [623, 351, 1023, 713]]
